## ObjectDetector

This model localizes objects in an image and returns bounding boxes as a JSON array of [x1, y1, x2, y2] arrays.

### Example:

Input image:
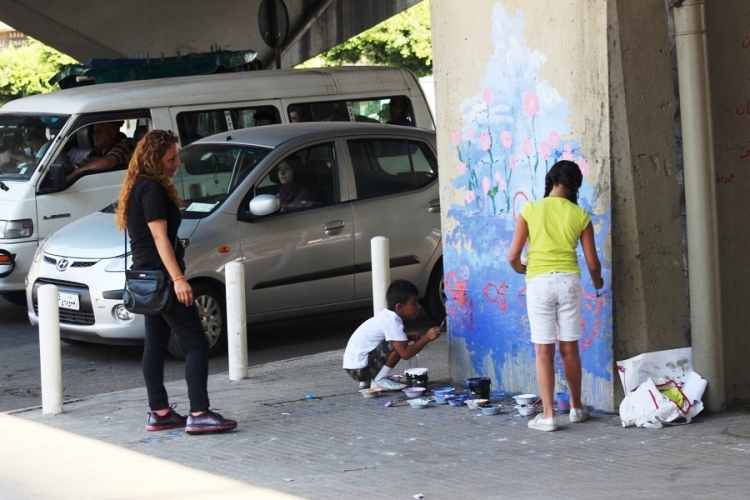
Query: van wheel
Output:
[[1, 291, 27, 307], [167, 283, 227, 359], [422, 260, 446, 323]]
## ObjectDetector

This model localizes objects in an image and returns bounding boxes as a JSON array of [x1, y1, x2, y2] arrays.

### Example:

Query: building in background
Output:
[[0, 21, 29, 51]]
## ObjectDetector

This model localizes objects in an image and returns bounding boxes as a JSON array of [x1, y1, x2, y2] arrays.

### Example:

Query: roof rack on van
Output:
[[49, 50, 258, 90]]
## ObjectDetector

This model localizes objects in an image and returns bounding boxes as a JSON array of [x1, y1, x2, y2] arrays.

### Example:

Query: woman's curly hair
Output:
[[115, 129, 181, 231]]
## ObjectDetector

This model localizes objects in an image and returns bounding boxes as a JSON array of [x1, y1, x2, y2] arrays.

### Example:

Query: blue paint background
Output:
[[443, 6, 613, 408]]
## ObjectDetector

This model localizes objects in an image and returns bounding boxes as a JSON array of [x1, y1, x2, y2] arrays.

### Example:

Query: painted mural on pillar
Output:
[[444, 5, 613, 409]]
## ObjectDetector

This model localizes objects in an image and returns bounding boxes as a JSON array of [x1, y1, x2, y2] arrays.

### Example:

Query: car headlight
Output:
[[105, 255, 128, 272], [0, 219, 33, 239], [33, 236, 49, 263]]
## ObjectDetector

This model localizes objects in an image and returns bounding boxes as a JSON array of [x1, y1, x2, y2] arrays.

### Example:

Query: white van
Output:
[[0, 66, 433, 305]]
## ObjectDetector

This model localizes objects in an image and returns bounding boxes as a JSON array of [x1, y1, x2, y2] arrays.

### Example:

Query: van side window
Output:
[[348, 139, 437, 200], [176, 106, 280, 145], [288, 96, 414, 126], [256, 142, 337, 212]]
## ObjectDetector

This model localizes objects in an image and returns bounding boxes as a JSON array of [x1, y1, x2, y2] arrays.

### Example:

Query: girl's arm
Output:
[[580, 222, 603, 289], [508, 215, 529, 275]]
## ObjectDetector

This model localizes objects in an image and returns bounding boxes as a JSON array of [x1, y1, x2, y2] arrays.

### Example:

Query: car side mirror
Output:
[[248, 194, 280, 217]]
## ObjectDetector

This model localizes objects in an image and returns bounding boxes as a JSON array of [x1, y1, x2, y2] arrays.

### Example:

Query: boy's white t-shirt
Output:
[[342, 309, 408, 369]]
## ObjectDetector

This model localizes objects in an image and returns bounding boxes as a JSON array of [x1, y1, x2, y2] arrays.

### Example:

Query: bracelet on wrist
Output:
[[172, 275, 185, 282]]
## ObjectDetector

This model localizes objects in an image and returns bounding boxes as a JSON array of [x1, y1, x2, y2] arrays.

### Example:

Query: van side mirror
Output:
[[47, 164, 67, 190], [248, 194, 280, 217]]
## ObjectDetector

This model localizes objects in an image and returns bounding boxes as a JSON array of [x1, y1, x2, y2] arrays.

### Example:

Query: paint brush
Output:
[[383, 400, 410, 407]]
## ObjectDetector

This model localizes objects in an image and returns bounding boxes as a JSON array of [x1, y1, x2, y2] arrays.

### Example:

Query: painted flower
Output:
[[480, 130, 491, 151], [483, 88, 492, 105], [540, 141, 550, 160], [501, 130, 512, 149], [500, 178, 507, 190], [468, 128, 475, 141], [451, 129, 462, 146], [578, 157, 590, 176], [495, 171, 502, 183], [523, 91, 540, 117], [522, 138, 533, 156], [465, 190, 476, 204], [509, 155, 517, 170], [457, 161, 467, 175], [563, 142, 574, 161], [548, 130, 559, 149], [482, 176, 491, 195]]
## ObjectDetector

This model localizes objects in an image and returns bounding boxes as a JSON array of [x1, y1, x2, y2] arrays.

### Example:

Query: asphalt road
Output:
[[0, 296, 437, 413]]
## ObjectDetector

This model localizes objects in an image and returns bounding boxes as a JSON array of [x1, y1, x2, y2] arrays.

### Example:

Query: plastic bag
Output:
[[619, 378, 691, 428], [616, 347, 692, 394]]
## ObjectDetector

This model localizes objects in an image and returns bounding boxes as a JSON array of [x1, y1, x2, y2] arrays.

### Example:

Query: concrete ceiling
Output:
[[0, 0, 420, 68]]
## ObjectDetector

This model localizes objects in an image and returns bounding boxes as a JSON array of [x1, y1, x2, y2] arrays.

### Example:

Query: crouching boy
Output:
[[342, 279, 442, 391]]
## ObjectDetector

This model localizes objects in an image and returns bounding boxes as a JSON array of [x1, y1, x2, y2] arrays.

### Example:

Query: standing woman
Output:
[[508, 160, 603, 432], [116, 129, 237, 435]]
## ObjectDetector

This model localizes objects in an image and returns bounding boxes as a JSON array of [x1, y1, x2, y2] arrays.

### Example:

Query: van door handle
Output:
[[324, 220, 345, 234], [428, 199, 440, 213]]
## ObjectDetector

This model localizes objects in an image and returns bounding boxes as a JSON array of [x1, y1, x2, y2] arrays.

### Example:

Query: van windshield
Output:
[[175, 143, 270, 219], [0, 113, 69, 181]]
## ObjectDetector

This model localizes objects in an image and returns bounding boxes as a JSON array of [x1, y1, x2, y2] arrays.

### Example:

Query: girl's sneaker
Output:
[[371, 377, 407, 391], [569, 407, 590, 423], [527, 414, 558, 432]]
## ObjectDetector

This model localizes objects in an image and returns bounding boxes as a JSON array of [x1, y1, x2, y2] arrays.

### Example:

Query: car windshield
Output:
[[0, 113, 70, 182], [175, 143, 271, 219]]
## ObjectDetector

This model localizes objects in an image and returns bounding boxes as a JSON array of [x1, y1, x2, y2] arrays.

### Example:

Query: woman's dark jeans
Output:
[[143, 299, 210, 413]]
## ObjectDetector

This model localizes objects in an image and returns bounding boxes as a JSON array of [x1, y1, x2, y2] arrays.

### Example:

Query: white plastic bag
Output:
[[616, 347, 692, 394], [619, 378, 689, 428]]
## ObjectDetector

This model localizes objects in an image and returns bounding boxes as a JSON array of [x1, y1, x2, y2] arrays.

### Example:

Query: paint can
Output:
[[466, 377, 492, 400], [404, 367, 429, 389], [556, 391, 570, 413]]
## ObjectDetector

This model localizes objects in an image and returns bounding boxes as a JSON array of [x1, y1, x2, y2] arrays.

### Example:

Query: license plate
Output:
[[58, 292, 80, 310]]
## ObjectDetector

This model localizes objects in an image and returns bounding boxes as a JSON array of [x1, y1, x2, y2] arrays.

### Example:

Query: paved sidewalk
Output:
[[5, 334, 750, 499]]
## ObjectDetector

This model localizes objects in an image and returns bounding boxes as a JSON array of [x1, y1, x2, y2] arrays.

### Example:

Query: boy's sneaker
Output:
[[359, 381, 370, 389], [145, 404, 187, 431], [569, 407, 590, 423], [185, 409, 238, 435], [527, 414, 558, 432], [371, 377, 407, 391]]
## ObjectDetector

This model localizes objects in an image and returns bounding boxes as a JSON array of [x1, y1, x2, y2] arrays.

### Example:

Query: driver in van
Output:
[[65, 121, 134, 182], [1, 118, 50, 166], [386, 97, 415, 127]]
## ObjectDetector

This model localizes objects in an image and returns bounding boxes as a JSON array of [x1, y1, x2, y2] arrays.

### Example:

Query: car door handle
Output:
[[428, 199, 440, 213], [324, 220, 345, 233]]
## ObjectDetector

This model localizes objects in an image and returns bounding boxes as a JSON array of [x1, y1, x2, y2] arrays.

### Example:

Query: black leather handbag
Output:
[[122, 230, 176, 315]]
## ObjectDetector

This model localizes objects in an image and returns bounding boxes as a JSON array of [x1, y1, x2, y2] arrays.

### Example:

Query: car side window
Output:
[[176, 107, 281, 146], [256, 142, 338, 212], [348, 139, 437, 199], [288, 96, 414, 125]]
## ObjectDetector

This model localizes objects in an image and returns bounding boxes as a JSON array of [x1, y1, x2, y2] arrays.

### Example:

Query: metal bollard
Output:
[[225, 261, 248, 380], [38, 284, 63, 414], [371, 236, 390, 315]]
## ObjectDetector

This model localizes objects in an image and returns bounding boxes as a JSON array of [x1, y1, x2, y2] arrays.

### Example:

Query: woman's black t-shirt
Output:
[[127, 178, 185, 271]]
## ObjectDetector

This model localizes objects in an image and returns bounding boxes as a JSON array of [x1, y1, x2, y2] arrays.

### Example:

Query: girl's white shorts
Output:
[[526, 272, 582, 344]]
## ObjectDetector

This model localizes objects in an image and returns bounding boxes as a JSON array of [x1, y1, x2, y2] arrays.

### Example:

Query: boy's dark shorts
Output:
[[345, 340, 394, 382]]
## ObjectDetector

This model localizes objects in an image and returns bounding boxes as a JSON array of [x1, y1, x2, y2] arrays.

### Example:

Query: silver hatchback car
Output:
[[26, 123, 444, 357]]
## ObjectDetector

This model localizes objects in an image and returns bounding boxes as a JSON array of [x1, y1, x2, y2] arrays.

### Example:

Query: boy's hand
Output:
[[424, 326, 441, 341]]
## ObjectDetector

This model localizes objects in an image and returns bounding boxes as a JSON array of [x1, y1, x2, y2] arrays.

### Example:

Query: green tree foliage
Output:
[[0, 39, 78, 102], [300, 0, 432, 77]]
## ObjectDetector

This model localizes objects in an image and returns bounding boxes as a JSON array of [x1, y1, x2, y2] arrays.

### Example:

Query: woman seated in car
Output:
[[276, 155, 318, 211]]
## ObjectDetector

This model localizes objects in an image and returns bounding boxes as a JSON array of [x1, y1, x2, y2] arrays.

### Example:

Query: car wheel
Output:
[[1, 291, 27, 307], [422, 260, 446, 323], [167, 282, 227, 359]]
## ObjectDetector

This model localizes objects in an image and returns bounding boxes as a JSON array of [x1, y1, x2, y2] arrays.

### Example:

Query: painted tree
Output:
[[299, 0, 432, 77], [0, 39, 78, 103]]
